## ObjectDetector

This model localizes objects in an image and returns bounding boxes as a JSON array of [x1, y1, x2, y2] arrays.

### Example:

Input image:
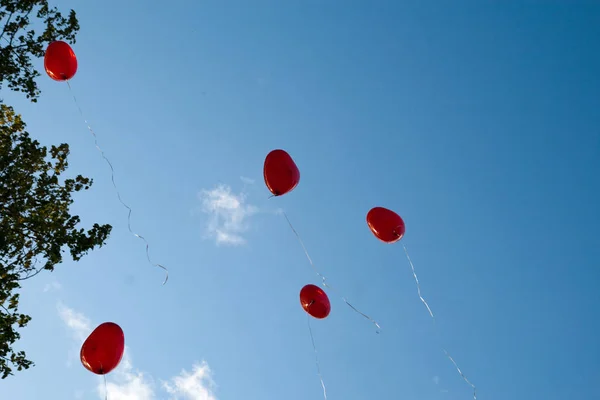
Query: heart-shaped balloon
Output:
[[44, 41, 78, 81], [300, 284, 331, 319], [263, 149, 300, 196], [366, 207, 406, 243], [80, 322, 125, 375]]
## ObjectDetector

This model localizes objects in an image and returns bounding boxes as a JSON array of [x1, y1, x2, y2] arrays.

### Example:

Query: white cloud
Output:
[[43, 280, 62, 293], [199, 183, 258, 246], [58, 303, 217, 400], [98, 349, 155, 400], [57, 302, 93, 368], [433, 376, 440, 385], [162, 362, 217, 400], [240, 176, 255, 185], [57, 302, 91, 342]]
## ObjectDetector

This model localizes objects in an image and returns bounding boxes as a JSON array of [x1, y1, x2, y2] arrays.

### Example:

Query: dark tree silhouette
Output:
[[1, 1, 112, 379], [1, 0, 79, 102]]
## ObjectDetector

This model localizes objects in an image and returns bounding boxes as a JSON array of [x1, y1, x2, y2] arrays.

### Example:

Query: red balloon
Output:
[[366, 207, 406, 244], [263, 149, 300, 196], [80, 322, 125, 375], [300, 284, 331, 319], [44, 41, 78, 81]]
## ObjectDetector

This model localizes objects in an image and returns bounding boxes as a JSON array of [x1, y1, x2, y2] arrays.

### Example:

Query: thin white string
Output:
[[403, 243, 434, 318], [66, 81, 168, 285], [402, 243, 477, 400], [307, 314, 327, 400], [103, 374, 108, 400], [282, 210, 381, 333]]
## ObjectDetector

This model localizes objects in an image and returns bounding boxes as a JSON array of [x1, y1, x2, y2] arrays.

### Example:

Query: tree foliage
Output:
[[1, 1, 112, 380], [0, 104, 112, 378], [1, 0, 80, 102]]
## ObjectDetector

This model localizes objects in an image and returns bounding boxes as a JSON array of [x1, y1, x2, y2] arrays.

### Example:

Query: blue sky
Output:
[[2, 1, 599, 399]]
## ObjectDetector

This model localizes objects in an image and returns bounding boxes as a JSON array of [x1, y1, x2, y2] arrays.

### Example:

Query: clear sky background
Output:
[[1, 1, 599, 399]]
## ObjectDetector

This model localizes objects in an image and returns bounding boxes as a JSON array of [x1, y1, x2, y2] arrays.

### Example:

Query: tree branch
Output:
[[0, 12, 14, 42]]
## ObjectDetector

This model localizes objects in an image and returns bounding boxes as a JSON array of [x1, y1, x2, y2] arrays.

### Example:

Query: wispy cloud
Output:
[[100, 350, 155, 400], [57, 301, 91, 342], [57, 302, 93, 368], [58, 303, 217, 400], [162, 362, 217, 400], [198, 183, 258, 246], [240, 176, 255, 185], [43, 280, 62, 293]]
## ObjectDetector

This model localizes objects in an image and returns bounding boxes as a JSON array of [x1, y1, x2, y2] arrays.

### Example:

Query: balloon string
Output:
[[307, 314, 327, 400], [282, 210, 381, 333], [402, 243, 477, 400], [402, 243, 434, 318], [65, 81, 169, 285], [104, 374, 108, 400]]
